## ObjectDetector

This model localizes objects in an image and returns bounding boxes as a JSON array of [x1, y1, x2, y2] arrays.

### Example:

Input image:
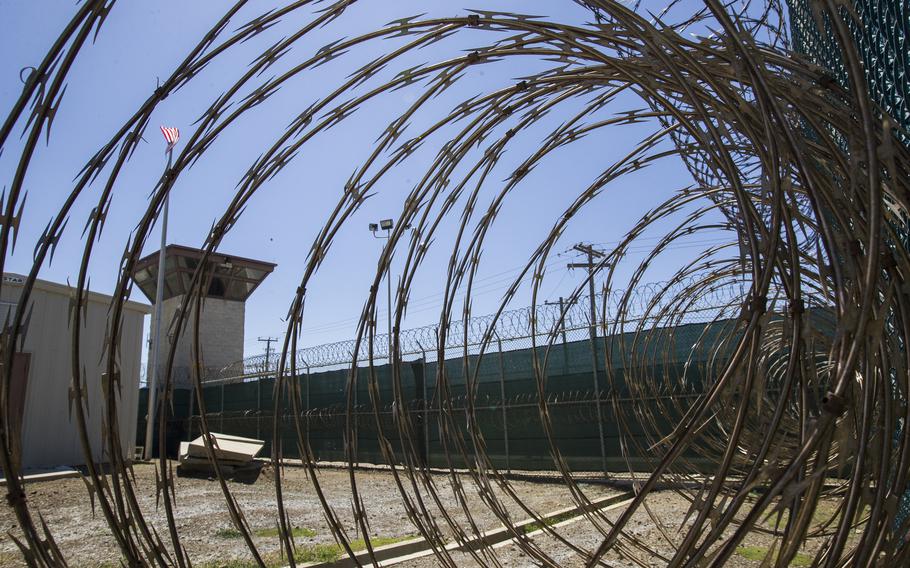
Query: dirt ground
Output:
[[0, 463, 621, 567], [404, 490, 843, 568], [1, 464, 854, 567]]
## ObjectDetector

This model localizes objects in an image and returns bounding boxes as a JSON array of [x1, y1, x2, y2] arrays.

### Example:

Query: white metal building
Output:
[[1, 273, 150, 471]]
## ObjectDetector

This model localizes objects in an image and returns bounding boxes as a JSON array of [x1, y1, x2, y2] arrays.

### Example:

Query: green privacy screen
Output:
[[139, 310, 833, 472]]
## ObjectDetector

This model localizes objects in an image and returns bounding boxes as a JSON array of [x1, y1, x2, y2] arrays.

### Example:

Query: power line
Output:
[[293, 238, 732, 339], [257, 336, 278, 363], [296, 254, 570, 336]]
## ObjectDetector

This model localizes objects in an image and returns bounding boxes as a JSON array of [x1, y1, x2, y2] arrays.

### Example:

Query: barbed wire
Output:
[[212, 276, 748, 380], [1, 1, 909, 567]]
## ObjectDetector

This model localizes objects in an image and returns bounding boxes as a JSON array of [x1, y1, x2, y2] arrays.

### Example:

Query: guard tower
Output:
[[131, 245, 275, 383]]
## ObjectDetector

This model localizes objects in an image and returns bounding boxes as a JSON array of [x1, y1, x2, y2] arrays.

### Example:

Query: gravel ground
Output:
[[406, 491, 847, 568], [0, 462, 620, 567]]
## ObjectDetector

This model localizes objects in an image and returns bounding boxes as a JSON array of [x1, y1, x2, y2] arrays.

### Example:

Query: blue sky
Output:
[[0, 1, 732, 365]]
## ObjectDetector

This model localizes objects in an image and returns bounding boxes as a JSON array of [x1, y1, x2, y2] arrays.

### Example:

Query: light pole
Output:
[[369, 219, 394, 361]]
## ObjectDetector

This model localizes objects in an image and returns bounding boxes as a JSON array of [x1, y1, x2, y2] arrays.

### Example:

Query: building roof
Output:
[[2, 273, 153, 314], [131, 244, 276, 303]]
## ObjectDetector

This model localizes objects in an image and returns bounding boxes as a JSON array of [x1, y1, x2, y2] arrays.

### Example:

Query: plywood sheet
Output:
[[186, 432, 264, 462]]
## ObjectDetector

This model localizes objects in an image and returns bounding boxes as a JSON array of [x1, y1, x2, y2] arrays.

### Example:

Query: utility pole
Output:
[[568, 242, 608, 475], [567, 243, 605, 342], [257, 336, 278, 372]]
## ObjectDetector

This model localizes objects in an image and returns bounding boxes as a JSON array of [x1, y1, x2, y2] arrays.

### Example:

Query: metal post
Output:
[[368, 220, 395, 363], [545, 296, 573, 369], [256, 337, 277, 441], [387, 260, 392, 363], [143, 148, 172, 460], [422, 353, 429, 469], [435, 327, 442, 469], [256, 379, 261, 443], [220, 381, 225, 433], [415, 344, 429, 469], [305, 362, 310, 439], [496, 337, 510, 474], [186, 379, 195, 442], [352, 353, 359, 467]]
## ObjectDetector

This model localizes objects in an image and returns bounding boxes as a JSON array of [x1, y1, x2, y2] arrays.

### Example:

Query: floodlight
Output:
[[368, 223, 379, 232], [380, 219, 393, 230]]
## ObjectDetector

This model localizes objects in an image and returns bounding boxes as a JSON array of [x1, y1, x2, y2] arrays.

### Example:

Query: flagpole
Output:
[[143, 146, 172, 460]]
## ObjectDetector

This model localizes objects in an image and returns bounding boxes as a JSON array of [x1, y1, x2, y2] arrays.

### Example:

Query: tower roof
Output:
[[131, 244, 275, 303]]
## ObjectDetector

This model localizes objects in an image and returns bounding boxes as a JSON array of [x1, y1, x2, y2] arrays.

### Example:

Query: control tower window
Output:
[[207, 277, 226, 297]]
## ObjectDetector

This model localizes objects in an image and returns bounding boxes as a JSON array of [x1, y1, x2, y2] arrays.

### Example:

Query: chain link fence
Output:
[[209, 278, 749, 381]]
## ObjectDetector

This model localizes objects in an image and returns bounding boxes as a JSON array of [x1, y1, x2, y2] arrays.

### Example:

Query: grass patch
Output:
[[520, 510, 579, 534], [760, 499, 866, 530], [289, 543, 344, 564], [198, 559, 265, 568], [255, 526, 317, 539], [215, 526, 317, 539], [200, 533, 416, 567], [736, 545, 813, 566], [215, 527, 243, 539]]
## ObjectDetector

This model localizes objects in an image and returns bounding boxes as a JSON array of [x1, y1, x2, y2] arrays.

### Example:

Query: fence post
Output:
[[351, 349, 359, 467], [435, 327, 442, 470], [588, 293, 607, 476], [187, 375, 196, 442], [257, 373, 262, 441], [220, 381, 225, 433], [496, 336, 510, 474], [416, 345, 429, 469], [305, 362, 310, 439]]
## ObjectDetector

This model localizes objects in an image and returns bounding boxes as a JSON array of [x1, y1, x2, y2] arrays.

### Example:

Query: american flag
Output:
[[159, 126, 179, 151]]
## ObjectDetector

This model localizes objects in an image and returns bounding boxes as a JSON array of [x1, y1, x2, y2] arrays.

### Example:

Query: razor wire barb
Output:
[[1, 0, 909, 567]]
